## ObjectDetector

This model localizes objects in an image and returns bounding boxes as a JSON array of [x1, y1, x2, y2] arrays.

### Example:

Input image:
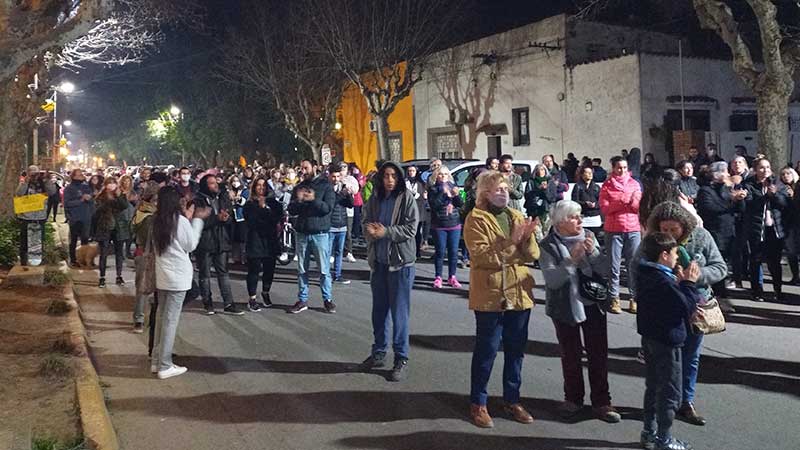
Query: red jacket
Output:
[[599, 173, 641, 233]]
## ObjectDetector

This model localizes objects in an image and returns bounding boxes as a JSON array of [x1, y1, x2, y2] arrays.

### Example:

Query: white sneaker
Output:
[[157, 364, 187, 379], [330, 256, 335, 264], [345, 253, 357, 262], [150, 364, 158, 374], [292, 255, 298, 261]]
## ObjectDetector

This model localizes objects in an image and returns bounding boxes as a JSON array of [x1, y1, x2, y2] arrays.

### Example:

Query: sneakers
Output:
[[470, 404, 494, 428], [223, 303, 245, 316], [334, 277, 351, 285], [433, 276, 443, 289], [204, 304, 216, 315], [608, 297, 622, 314], [150, 364, 158, 374], [389, 358, 408, 382], [157, 364, 188, 380], [655, 437, 693, 450], [640, 431, 657, 450], [557, 401, 583, 419], [345, 252, 357, 263], [116, 276, 125, 286], [593, 405, 621, 423], [98, 278, 106, 288], [132, 323, 144, 334], [503, 403, 534, 424], [324, 300, 337, 314], [248, 299, 262, 312], [448, 276, 462, 288], [360, 352, 387, 371], [289, 301, 308, 314], [260, 292, 273, 308], [628, 298, 637, 314]]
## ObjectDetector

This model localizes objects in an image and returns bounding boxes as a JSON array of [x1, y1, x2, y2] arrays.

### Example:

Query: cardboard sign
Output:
[[13, 193, 48, 215], [321, 145, 332, 165]]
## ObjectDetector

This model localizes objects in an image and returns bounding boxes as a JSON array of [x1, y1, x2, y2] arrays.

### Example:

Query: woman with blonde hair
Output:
[[118, 174, 137, 258], [464, 171, 539, 428], [428, 166, 464, 288], [779, 166, 800, 284]]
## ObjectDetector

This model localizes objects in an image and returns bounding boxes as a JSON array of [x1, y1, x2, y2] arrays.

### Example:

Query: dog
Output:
[[75, 242, 99, 268]]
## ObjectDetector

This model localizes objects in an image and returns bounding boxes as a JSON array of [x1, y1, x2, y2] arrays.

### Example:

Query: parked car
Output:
[[451, 160, 539, 189], [399, 158, 479, 175]]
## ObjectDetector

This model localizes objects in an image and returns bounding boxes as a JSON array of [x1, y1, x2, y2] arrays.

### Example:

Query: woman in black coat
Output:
[[243, 176, 284, 311], [742, 158, 790, 302], [570, 165, 602, 237]]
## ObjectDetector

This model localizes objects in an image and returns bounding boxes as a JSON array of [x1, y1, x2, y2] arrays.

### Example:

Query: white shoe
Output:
[[292, 255, 298, 262], [157, 365, 187, 379], [150, 364, 158, 374], [345, 253, 357, 263], [330, 256, 335, 264]]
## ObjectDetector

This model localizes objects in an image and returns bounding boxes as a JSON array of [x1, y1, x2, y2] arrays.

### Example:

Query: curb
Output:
[[64, 285, 120, 450]]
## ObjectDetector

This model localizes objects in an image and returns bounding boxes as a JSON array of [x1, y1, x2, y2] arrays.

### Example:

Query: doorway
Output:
[[488, 136, 501, 158]]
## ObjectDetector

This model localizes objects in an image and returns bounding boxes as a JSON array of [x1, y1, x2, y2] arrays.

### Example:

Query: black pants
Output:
[[711, 231, 735, 299], [46, 196, 59, 221], [415, 221, 427, 257], [246, 257, 276, 297], [732, 223, 749, 284], [98, 231, 124, 278], [749, 228, 784, 295], [18, 220, 45, 266], [68, 220, 90, 263]]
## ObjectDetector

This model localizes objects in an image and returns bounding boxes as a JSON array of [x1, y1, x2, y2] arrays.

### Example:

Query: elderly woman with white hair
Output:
[[539, 200, 621, 423], [696, 161, 746, 311]]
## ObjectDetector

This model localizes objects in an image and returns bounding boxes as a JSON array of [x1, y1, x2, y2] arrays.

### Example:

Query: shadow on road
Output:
[[335, 431, 641, 450], [724, 305, 800, 329]]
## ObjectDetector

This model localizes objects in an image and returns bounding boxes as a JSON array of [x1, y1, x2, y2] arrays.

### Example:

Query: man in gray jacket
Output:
[[15, 165, 56, 265], [360, 161, 419, 382]]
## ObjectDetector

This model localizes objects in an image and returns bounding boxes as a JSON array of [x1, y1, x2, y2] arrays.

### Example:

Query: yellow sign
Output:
[[13, 193, 48, 215], [41, 100, 55, 112]]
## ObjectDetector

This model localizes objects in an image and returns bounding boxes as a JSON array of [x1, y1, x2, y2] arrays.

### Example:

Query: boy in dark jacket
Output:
[[636, 232, 702, 450], [328, 170, 355, 284]]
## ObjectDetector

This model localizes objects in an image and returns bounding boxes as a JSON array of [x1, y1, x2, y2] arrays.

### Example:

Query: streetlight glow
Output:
[[109, 153, 116, 160], [59, 82, 76, 93], [63, 120, 73, 127], [170, 105, 181, 116]]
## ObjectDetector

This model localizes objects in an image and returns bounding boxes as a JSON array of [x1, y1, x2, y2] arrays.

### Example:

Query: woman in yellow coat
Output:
[[463, 171, 539, 429]]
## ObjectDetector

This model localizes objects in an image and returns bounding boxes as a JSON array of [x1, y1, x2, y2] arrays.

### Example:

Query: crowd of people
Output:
[[13, 141, 798, 450]]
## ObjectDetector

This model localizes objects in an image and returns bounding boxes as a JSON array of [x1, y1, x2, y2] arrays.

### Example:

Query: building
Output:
[[412, 14, 800, 170]]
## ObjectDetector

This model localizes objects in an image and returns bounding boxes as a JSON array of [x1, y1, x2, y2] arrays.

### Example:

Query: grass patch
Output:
[[38, 354, 73, 380], [43, 246, 69, 265], [46, 299, 72, 315], [32, 436, 88, 450], [43, 269, 70, 287], [50, 334, 79, 355]]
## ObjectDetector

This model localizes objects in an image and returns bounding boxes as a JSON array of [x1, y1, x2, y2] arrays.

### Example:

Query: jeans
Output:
[[68, 220, 90, 263], [370, 263, 415, 360], [552, 307, 611, 407], [642, 337, 682, 441], [681, 331, 704, 405], [296, 232, 332, 302], [151, 289, 185, 372], [605, 231, 641, 298], [98, 232, 124, 278], [470, 309, 531, 406], [749, 229, 784, 295], [18, 220, 45, 266], [329, 230, 346, 279], [433, 228, 461, 278], [197, 251, 235, 307], [345, 217, 354, 254], [246, 257, 276, 296]]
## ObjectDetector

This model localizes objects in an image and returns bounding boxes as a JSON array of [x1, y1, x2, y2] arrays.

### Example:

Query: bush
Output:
[[0, 218, 19, 267], [38, 354, 73, 379], [32, 436, 87, 450], [43, 269, 70, 287]]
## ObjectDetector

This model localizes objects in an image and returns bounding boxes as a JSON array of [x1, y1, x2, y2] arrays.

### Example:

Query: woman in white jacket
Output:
[[150, 186, 209, 379]]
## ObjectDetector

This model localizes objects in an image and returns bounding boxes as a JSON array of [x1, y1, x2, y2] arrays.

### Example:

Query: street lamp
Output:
[[109, 153, 116, 161], [170, 105, 181, 116], [63, 120, 73, 127], [51, 81, 75, 166], [58, 82, 76, 94]]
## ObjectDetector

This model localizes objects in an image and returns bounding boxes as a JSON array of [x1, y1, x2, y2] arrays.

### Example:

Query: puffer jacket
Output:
[[428, 182, 463, 229], [92, 194, 129, 241], [742, 175, 790, 241], [571, 180, 601, 217], [599, 172, 641, 233], [330, 185, 354, 229], [464, 207, 540, 312], [287, 174, 335, 234], [677, 176, 700, 200], [195, 189, 233, 253]]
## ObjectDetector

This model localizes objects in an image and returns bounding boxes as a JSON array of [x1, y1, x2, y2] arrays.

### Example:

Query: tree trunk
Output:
[[756, 76, 794, 166], [374, 113, 392, 162], [0, 75, 33, 217]]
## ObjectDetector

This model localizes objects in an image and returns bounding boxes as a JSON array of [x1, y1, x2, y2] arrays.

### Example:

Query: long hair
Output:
[[249, 175, 273, 200], [374, 161, 407, 199], [96, 176, 118, 201], [152, 186, 182, 255], [639, 168, 681, 229]]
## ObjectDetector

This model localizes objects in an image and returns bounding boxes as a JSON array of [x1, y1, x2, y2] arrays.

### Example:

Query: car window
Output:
[[453, 168, 471, 187]]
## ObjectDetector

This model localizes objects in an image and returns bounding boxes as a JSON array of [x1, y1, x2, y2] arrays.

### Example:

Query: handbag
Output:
[[577, 270, 609, 304], [135, 230, 156, 296], [691, 297, 726, 334]]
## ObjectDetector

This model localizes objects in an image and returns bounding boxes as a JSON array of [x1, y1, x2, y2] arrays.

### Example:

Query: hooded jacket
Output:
[[195, 176, 233, 253], [288, 174, 335, 234], [599, 172, 641, 233]]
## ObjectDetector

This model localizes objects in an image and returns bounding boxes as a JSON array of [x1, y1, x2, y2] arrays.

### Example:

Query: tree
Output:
[[307, 0, 468, 161], [221, 2, 344, 163], [693, 0, 800, 165]]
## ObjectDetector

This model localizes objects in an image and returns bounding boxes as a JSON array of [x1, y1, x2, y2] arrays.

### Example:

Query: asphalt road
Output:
[[70, 244, 800, 450]]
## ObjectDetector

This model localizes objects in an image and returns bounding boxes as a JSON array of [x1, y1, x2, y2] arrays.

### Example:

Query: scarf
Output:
[[533, 176, 549, 187]]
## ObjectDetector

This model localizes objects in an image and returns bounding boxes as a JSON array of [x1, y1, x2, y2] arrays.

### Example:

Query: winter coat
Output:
[[599, 172, 641, 233], [92, 194, 129, 241], [742, 175, 790, 241], [132, 201, 157, 249], [330, 185, 355, 229], [287, 175, 335, 235], [505, 172, 525, 212], [636, 263, 701, 347], [463, 207, 540, 312], [16, 179, 57, 221], [593, 166, 608, 183], [428, 182, 464, 229], [524, 178, 557, 219], [363, 187, 419, 270], [63, 181, 94, 225], [405, 178, 430, 222], [155, 216, 204, 292], [677, 176, 700, 200], [175, 181, 199, 200], [243, 197, 283, 259], [195, 190, 233, 253], [696, 182, 744, 240], [571, 180, 601, 217]]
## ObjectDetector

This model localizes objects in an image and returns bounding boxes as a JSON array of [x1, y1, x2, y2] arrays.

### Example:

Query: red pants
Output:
[[552, 306, 611, 407]]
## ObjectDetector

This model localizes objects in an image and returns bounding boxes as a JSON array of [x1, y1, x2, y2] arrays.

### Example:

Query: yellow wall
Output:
[[339, 76, 415, 173]]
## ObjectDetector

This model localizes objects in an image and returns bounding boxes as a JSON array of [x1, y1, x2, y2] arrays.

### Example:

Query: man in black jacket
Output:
[[329, 169, 355, 285], [196, 174, 243, 316], [287, 160, 336, 314]]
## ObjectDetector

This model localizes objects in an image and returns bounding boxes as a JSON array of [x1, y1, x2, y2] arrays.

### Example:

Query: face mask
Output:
[[232, 181, 241, 188], [489, 191, 509, 208], [180, 174, 191, 182], [107, 184, 118, 191]]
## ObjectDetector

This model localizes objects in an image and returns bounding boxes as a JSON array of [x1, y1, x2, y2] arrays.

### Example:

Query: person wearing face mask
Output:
[[93, 177, 130, 287], [463, 171, 539, 428], [227, 174, 250, 265], [175, 167, 198, 200], [64, 169, 95, 267]]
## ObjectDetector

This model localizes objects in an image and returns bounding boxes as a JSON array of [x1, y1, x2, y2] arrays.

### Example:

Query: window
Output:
[[665, 109, 710, 131], [433, 132, 461, 159], [388, 132, 402, 162], [512, 107, 530, 146], [730, 111, 757, 131]]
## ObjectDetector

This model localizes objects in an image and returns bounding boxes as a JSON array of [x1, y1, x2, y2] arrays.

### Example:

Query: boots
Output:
[[608, 297, 622, 314], [627, 298, 637, 314]]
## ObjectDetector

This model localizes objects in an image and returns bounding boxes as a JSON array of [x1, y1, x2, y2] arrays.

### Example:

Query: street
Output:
[[67, 238, 800, 450]]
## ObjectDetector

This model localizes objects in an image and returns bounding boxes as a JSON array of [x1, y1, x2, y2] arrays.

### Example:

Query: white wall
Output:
[[413, 15, 568, 162], [563, 54, 643, 166]]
